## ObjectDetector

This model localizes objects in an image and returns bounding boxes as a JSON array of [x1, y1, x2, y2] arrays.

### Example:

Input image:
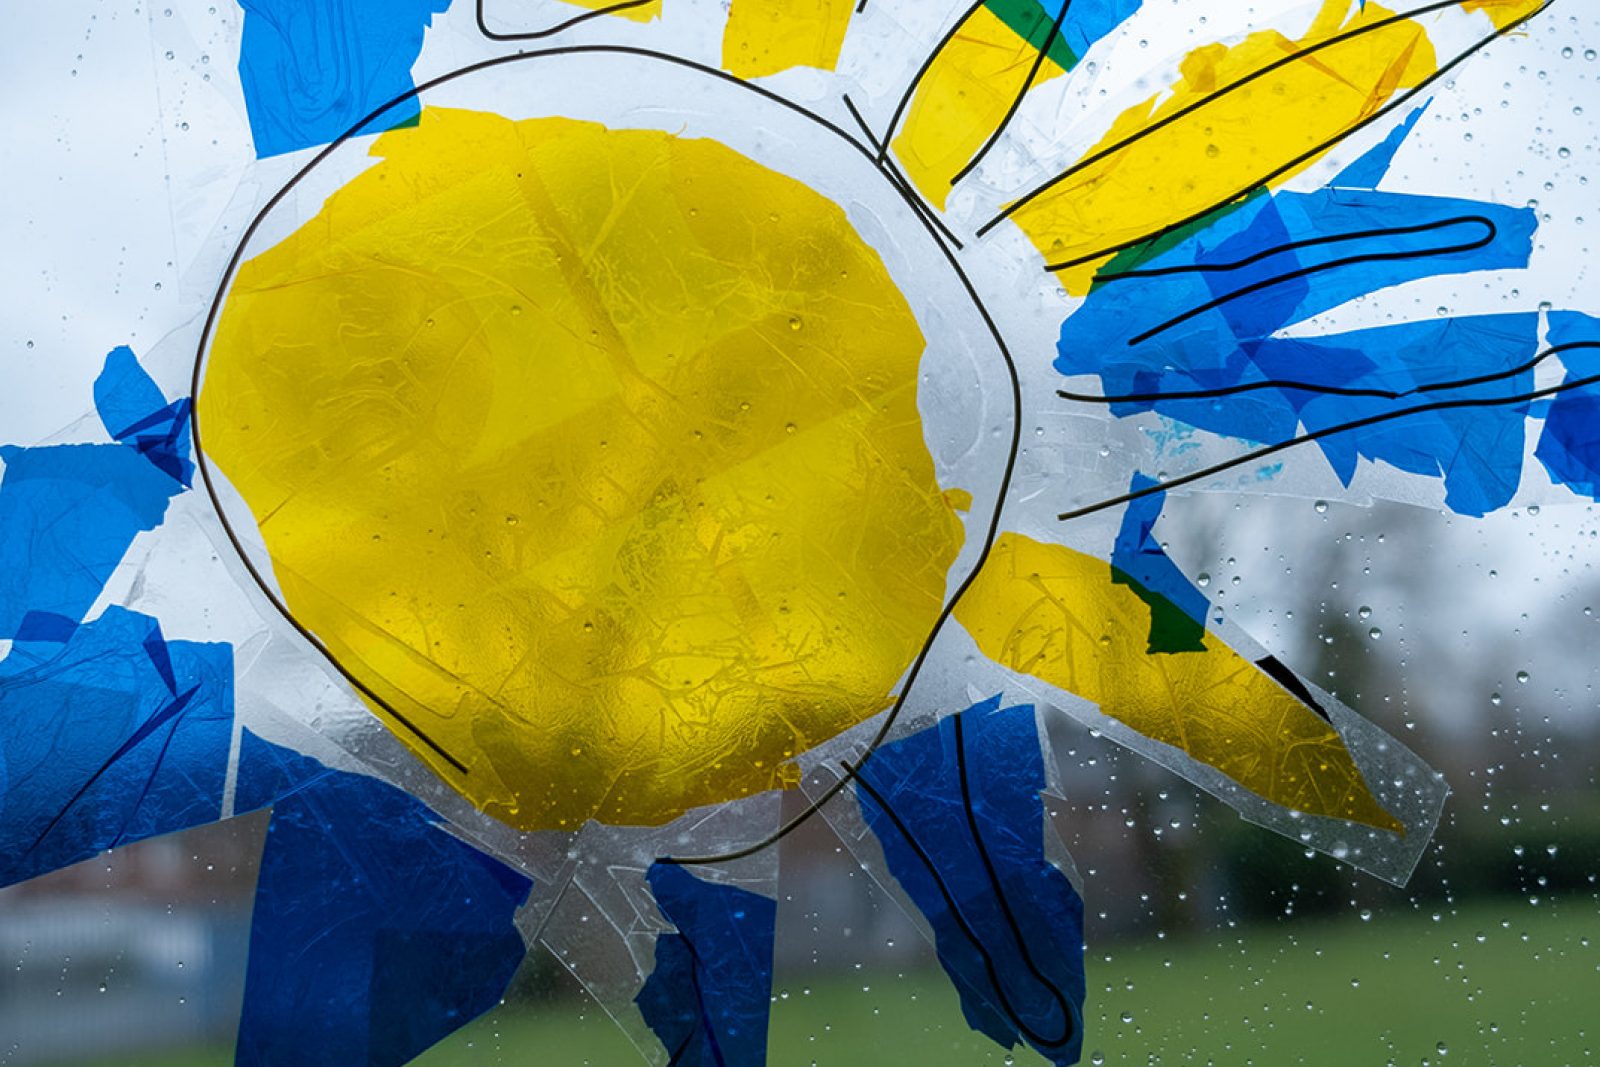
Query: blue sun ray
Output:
[[0, 608, 234, 886], [637, 862, 777, 1067], [854, 697, 1087, 1066], [1053, 109, 1569, 517], [235, 733, 534, 1067]]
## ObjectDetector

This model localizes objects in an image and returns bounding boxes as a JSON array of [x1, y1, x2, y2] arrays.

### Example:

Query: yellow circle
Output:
[[201, 108, 965, 831]]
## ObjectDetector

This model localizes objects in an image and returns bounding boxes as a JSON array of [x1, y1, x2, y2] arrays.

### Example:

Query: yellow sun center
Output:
[[200, 107, 967, 832]]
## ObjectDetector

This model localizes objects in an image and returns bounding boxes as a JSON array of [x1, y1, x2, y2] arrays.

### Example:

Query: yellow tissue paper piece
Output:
[[1007, 0, 1438, 294], [954, 532, 1404, 833], [721, 0, 855, 79], [1462, 0, 1545, 30], [892, 4, 1068, 209], [201, 108, 965, 832], [566, 0, 661, 23]]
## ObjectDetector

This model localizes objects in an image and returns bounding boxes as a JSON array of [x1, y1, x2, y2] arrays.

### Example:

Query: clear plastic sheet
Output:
[[3, 1, 1593, 1063]]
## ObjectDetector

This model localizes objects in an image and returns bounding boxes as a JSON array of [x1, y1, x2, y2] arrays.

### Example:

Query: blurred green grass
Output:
[[105, 898, 1596, 1066]]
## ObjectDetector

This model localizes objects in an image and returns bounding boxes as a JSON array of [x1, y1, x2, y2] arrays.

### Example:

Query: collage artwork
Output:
[[1, 0, 1594, 1064]]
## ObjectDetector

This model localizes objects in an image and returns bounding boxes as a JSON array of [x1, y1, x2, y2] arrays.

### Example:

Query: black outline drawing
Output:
[[475, 0, 658, 41], [845, 707, 1082, 1052], [188, 45, 1024, 864]]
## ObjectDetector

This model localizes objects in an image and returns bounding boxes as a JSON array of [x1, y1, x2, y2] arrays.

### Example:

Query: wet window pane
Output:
[[3, 2, 1594, 1065]]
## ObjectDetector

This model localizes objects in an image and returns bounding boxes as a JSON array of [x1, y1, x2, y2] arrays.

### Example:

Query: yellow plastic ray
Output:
[[1007, 0, 1439, 294], [892, 4, 1068, 210], [202, 108, 966, 832], [721, 0, 856, 79], [954, 532, 1404, 833]]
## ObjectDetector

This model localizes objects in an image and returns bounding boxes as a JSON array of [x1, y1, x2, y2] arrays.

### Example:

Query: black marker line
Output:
[[475, 0, 657, 41], [1056, 357, 1600, 523], [187, 46, 1022, 862], [1057, 340, 1600, 407], [949, 0, 1073, 187], [841, 92, 882, 151], [1094, 216, 1495, 282], [1117, 216, 1498, 345], [875, 0, 988, 166], [26, 686, 201, 859], [1255, 655, 1330, 722], [953, 712, 1078, 1047], [843, 92, 965, 250], [976, 0, 1552, 241]]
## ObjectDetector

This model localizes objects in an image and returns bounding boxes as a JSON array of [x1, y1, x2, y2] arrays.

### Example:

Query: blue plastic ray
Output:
[[1059, 177, 1544, 515], [637, 862, 778, 1067], [236, 0, 453, 158], [1333, 104, 1428, 190], [236, 736, 533, 1067], [855, 697, 1086, 1066], [0, 608, 233, 887]]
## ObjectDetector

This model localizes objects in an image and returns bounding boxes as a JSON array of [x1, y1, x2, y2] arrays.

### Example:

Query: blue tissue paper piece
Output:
[[856, 697, 1086, 1065], [1060, 179, 1542, 516], [637, 861, 777, 1067], [1, 345, 190, 638], [235, 738, 533, 1067], [0, 608, 233, 887], [0, 443, 181, 638], [236, 0, 453, 158], [95, 345, 194, 487]]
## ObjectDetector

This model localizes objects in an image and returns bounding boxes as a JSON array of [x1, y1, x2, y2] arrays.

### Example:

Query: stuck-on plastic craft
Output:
[[3, 0, 1590, 1062]]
